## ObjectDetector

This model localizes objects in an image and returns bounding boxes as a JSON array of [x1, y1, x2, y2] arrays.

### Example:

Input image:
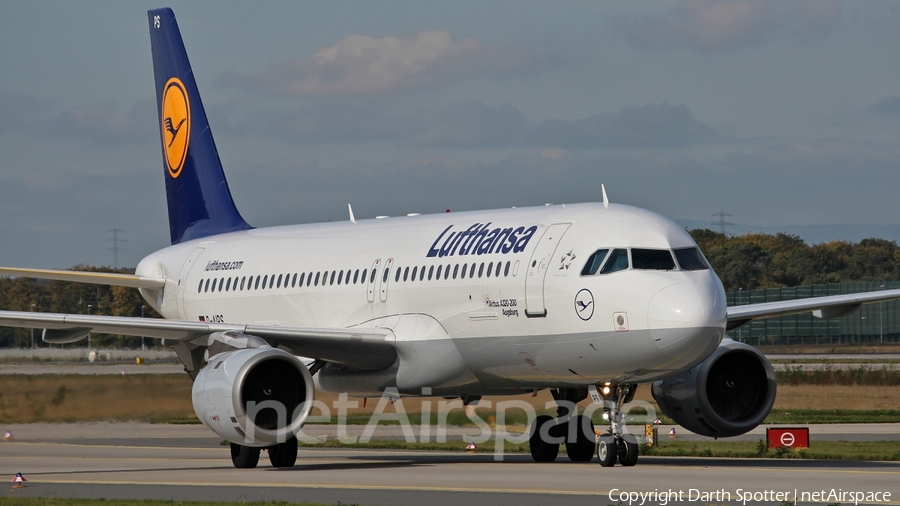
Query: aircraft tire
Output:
[[529, 415, 559, 462], [268, 437, 298, 468], [230, 443, 260, 469], [564, 415, 596, 462], [617, 433, 638, 466], [597, 434, 617, 467]]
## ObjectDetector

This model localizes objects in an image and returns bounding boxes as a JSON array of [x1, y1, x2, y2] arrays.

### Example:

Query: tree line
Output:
[[0, 265, 160, 349], [691, 229, 900, 292], [2, 231, 900, 347]]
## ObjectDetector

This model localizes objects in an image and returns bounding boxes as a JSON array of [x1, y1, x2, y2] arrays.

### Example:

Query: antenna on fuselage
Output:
[[601, 184, 609, 209], [348, 204, 356, 224]]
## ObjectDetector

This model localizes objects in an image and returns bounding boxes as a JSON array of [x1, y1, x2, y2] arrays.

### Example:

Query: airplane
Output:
[[3, 7, 900, 469]]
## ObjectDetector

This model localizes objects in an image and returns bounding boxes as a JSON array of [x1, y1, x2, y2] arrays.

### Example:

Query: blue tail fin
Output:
[[148, 8, 252, 245]]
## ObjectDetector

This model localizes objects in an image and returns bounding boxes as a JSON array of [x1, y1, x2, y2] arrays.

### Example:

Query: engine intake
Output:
[[651, 338, 776, 437], [192, 346, 315, 446]]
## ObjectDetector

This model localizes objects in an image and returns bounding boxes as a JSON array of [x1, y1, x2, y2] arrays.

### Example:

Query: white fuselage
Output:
[[136, 202, 727, 396]]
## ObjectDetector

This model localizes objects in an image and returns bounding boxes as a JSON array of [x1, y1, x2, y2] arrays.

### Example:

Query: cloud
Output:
[[224, 100, 717, 150], [219, 30, 559, 96], [614, 0, 841, 53], [871, 96, 900, 116], [0, 93, 155, 145], [718, 139, 897, 177], [406, 101, 528, 148], [226, 103, 409, 145], [523, 103, 718, 149]]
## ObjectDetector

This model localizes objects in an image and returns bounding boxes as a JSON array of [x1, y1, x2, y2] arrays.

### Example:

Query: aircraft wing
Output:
[[0, 267, 165, 289], [0, 310, 396, 370], [726, 288, 900, 331]]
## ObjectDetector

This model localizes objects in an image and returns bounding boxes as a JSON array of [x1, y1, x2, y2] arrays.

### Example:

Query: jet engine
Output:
[[651, 338, 776, 437], [191, 346, 315, 446]]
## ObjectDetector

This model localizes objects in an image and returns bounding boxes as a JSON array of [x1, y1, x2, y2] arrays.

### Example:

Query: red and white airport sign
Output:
[[766, 427, 809, 449]]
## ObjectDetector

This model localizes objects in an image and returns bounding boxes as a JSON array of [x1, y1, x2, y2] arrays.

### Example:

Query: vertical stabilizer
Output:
[[148, 8, 252, 244]]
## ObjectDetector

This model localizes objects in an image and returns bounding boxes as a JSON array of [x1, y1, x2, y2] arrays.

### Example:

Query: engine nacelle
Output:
[[191, 346, 315, 447], [651, 338, 776, 437]]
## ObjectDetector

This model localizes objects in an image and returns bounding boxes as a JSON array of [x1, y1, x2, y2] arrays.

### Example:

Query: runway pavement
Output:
[[1, 423, 899, 505]]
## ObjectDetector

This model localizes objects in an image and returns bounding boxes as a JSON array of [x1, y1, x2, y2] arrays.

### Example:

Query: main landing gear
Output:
[[230, 437, 299, 468], [528, 384, 639, 467], [529, 388, 595, 463]]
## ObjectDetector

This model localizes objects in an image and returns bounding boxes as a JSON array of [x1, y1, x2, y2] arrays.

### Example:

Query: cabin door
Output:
[[524, 224, 570, 317]]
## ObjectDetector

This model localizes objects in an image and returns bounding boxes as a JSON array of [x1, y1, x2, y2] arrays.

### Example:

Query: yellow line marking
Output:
[[30, 479, 607, 496]]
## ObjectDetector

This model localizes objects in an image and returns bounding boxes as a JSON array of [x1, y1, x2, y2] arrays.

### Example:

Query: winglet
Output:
[[348, 204, 356, 224], [601, 184, 609, 209]]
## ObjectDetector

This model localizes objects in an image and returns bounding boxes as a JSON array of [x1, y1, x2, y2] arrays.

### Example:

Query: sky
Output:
[[1, 1, 899, 269]]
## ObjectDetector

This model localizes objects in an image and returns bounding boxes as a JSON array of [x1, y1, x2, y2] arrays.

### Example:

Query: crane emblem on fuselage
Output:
[[574, 288, 594, 321]]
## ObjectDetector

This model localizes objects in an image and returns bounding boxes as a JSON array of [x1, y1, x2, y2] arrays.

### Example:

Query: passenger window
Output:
[[632, 249, 676, 271], [453, 264, 459, 279], [403, 267, 409, 282], [269, 275, 276, 289], [600, 249, 629, 274], [461, 264, 467, 279], [299, 273, 305, 287], [411, 266, 417, 281], [290, 273, 296, 287], [370, 268, 377, 283], [478, 263, 484, 278], [445, 264, 451, 280], [218, 278, 224, 291], [674, 248, 709, 271], [240, 276, 245, 290], [581, 249, 610, 276], [504, 261, 510, 277], [314, 272, 320, 286], [496, 262, 502, 277], [198, 279, 204, 292], [419, 266, 425, 281], [394, 267, 401, 282], [383, 268, 390, 283], [428, 265, 435, 280], [487, 262, 493, 277], [327, 271, 333, 285], [252, 276, 258, 289], [204, 279, 210, 292], [226, 278, 232, 291], [277, 274, 283, 288]]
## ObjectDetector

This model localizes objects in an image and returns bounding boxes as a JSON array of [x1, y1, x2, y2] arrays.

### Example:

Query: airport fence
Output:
[[727, 281, 900, 346]]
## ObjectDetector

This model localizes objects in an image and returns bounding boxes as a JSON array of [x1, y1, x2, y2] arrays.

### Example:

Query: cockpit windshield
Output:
[[673, 247, 709, 271], [632, 249, 676, 270], [581, 249, 609, 276], [600, 248, 629, 274], [581, 246, 708, 275]]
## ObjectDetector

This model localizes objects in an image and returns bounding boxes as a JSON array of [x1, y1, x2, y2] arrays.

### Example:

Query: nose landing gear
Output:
[[597, 384, 638, 467]]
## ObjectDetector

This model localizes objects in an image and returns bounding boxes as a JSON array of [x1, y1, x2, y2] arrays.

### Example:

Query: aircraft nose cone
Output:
[[648, 282, 724, 360]]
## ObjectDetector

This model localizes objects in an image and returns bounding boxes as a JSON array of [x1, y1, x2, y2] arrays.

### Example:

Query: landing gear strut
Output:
[[597, 384, 638, 467]]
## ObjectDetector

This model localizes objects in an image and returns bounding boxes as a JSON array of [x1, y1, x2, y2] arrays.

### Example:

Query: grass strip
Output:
[[0, 501, 336, 506]]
